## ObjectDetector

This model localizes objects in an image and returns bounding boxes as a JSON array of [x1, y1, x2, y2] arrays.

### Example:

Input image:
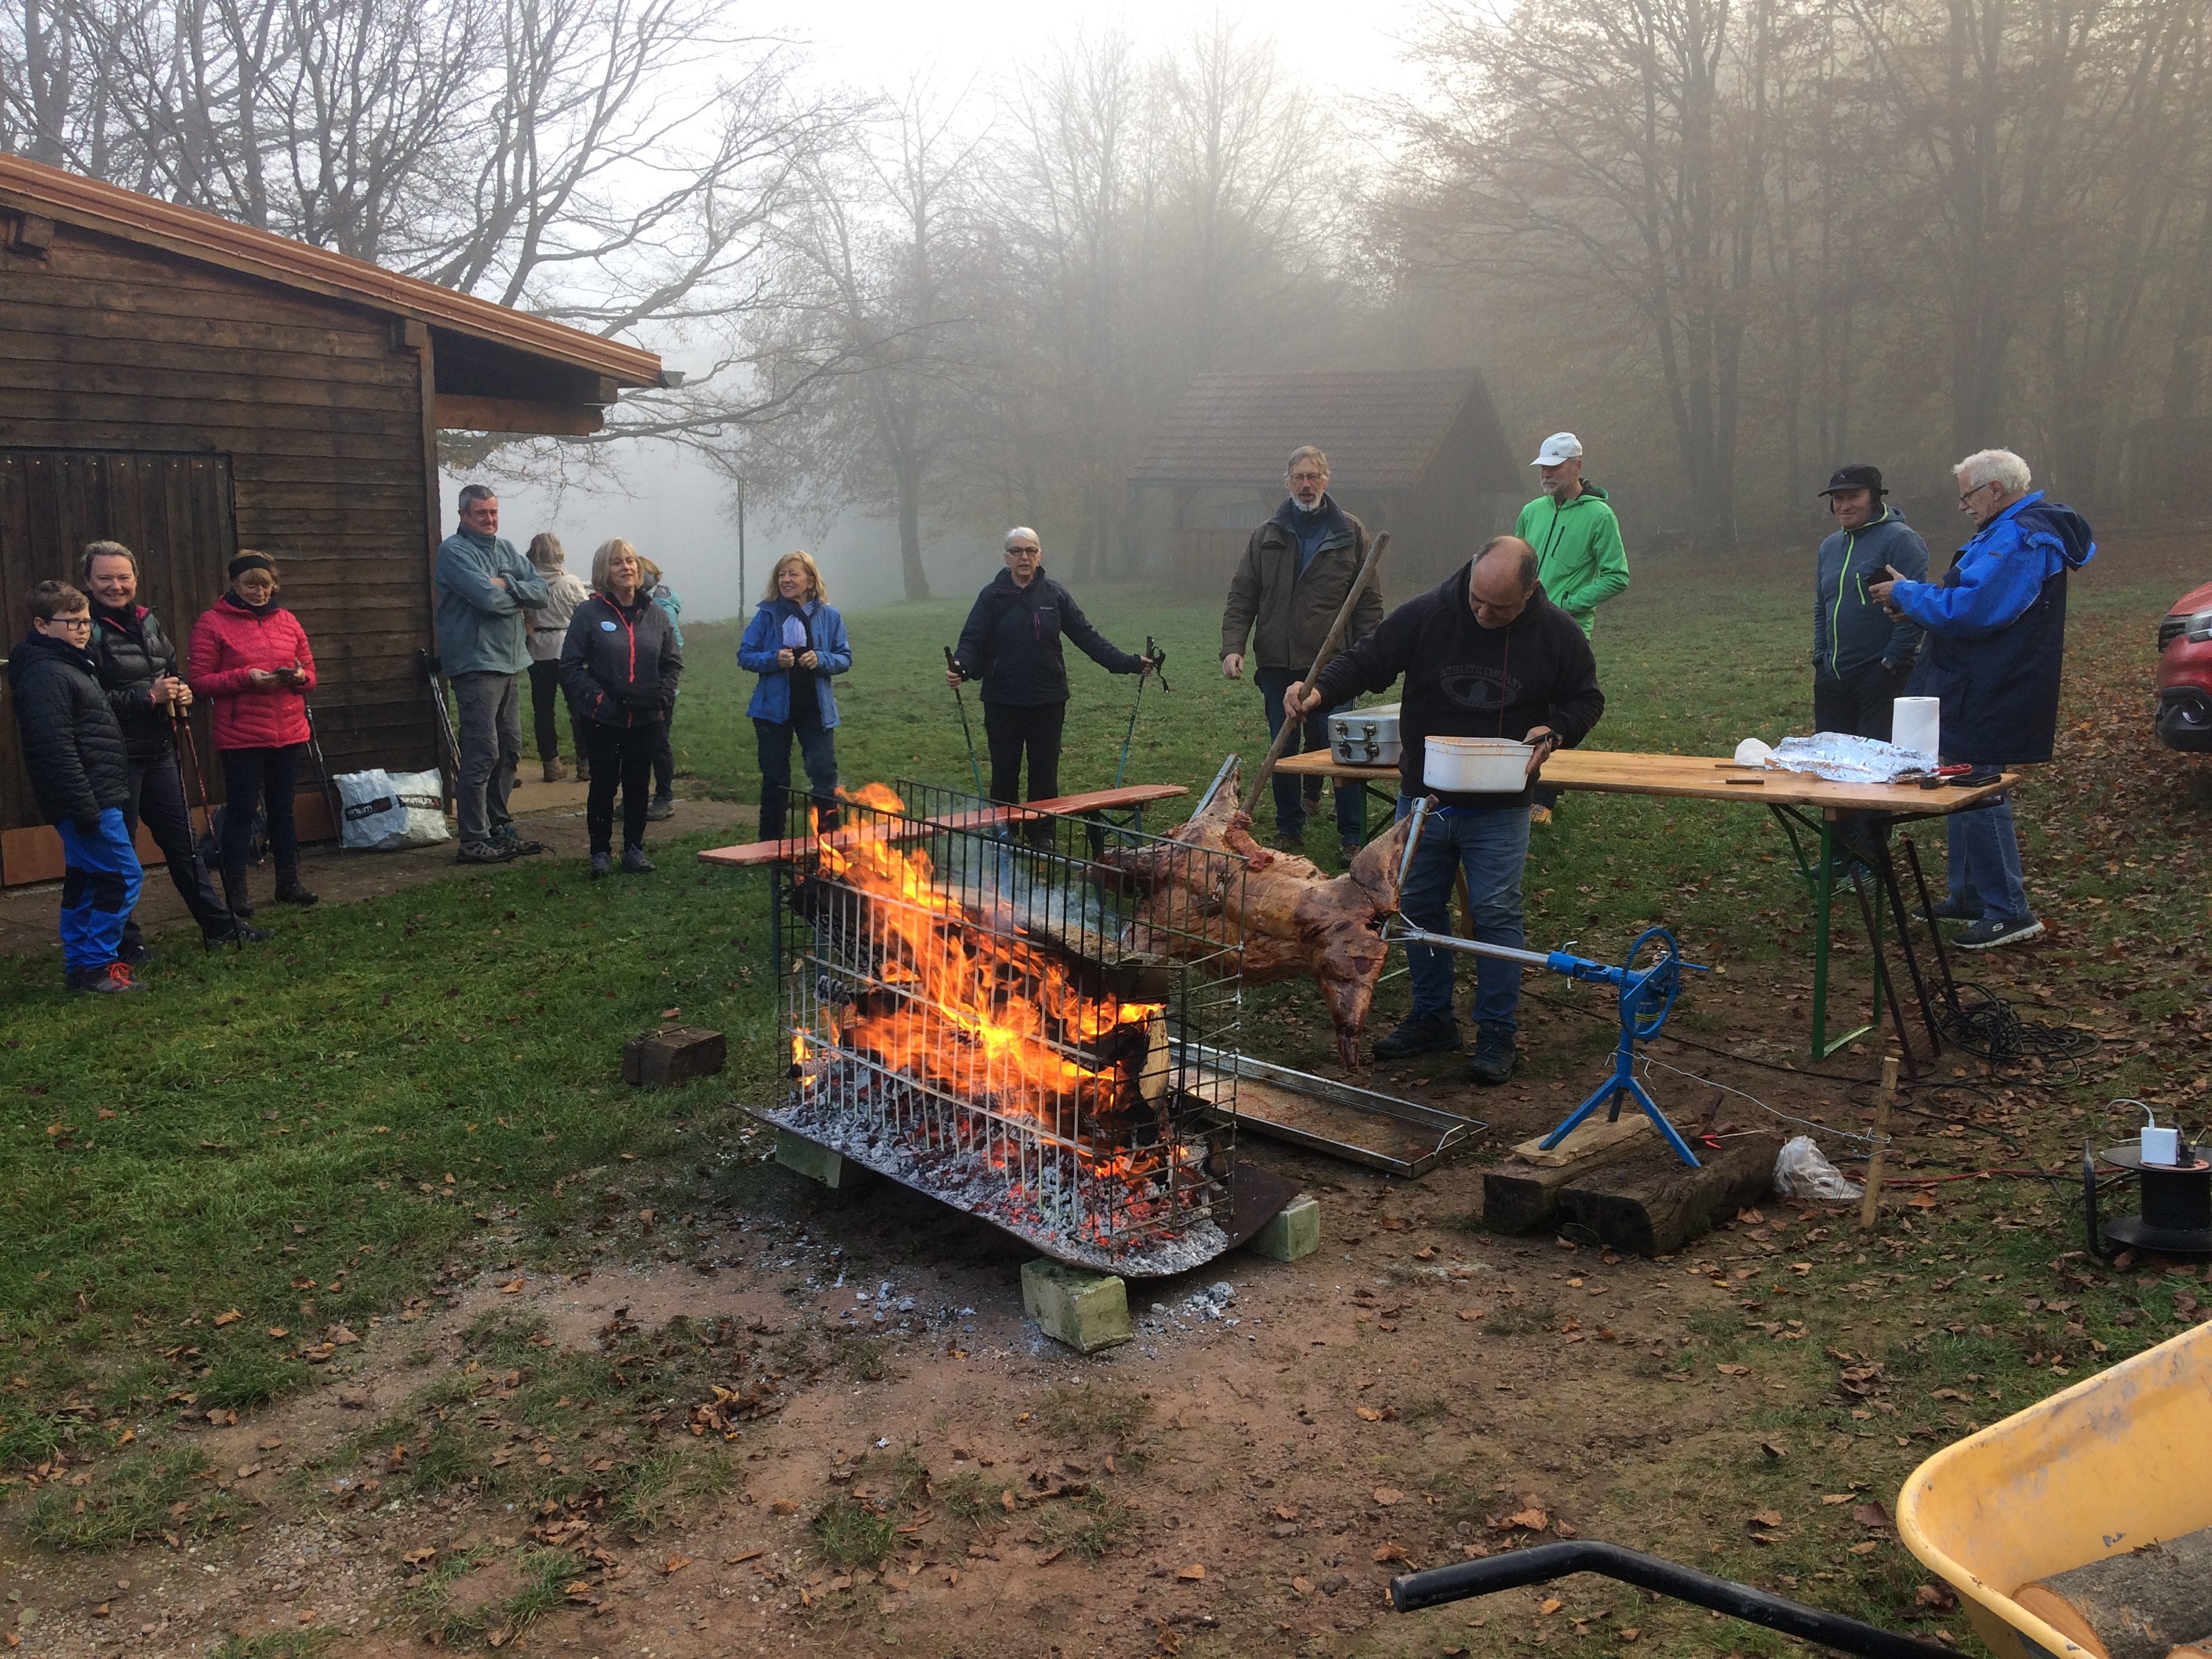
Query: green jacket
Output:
[[1513, 483, 1629, 636]]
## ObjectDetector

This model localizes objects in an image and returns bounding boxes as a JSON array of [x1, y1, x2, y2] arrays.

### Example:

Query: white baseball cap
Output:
[[1532, 432, 1583, 466]]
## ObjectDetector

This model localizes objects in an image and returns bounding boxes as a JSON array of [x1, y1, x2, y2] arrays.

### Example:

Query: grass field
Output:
[[1, 531, 2207, 1654]]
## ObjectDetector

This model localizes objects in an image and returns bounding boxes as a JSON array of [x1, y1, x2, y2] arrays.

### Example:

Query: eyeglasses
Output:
[[1288, 470, 1327, 485], [44, 615, 92, 630], [1958, 481, 1998, 506], [1007, 545, 1041, 556]]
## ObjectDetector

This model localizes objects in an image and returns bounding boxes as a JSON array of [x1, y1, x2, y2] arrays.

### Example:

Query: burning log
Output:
[[1111, 760, 1418, 1070]]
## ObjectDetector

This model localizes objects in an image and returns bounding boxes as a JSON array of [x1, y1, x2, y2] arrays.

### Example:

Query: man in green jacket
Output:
[[1513, 432, 1629, 822]]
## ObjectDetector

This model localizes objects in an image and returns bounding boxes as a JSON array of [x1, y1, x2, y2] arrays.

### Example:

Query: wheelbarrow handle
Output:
[[1391, 1542, 1953, 1659]]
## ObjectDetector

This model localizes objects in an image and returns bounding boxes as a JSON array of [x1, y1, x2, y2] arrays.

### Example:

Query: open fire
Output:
[[766, 783, 1244, 1275]]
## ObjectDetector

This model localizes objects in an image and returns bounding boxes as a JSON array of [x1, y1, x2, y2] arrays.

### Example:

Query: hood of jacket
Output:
[[10, 628, 97, 687], [2005, 493, 2096, 571]]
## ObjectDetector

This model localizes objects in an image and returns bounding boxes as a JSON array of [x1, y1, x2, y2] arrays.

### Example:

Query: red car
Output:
[[2156, 579, 2212, 751]]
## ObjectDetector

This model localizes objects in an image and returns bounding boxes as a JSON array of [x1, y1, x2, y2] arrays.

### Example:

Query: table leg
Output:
[[1776, 805, 1877, 1061]]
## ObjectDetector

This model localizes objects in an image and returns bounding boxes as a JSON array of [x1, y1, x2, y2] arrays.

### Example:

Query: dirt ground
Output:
[[0, 1012, 1986, 1659]]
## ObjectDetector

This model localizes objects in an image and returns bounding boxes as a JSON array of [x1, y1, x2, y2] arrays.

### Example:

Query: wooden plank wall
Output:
[[0, 218, 438, 844]]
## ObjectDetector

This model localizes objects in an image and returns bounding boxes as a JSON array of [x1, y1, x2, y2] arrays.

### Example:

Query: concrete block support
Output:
[[1020, 1259, 1131, 1354], [1248, 1193, 1321, 1262], [773, 1128, 872, 1191]]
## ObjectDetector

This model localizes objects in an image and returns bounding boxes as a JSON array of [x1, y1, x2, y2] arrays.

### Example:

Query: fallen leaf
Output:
[[724, 1549, 764, 1565], [1273, 1505, 1298, 1521], [1849, 1540, 1881, 1555], [1176, 1563, 1206, 1581], [1851, 1502, 1891, 1530], [499, 1279, 525, 1294], [1822, 1494, 1855, 1505], [1372, 1488, 1404, 1506], [1414, 1246, 1437, 1261], [234, 1463, 262, 1479], [1716, 1364, 1750, 1376], [769, 1499, 798, 1516], [1355, 1406, 1383, 1422], [403, 1547, 436, 1566], [1504, 1507, 1550, 1532], [1372, 1543, 1408, 1563], [1916, 1584, 1957, 1612], [1458, 1309, 1480, 1322], [1291, 1575, 1313, 1595], [661, 1555, 692, 1574], [1907, 1192, 1938, 1210], [1749, 1510, 1782, 1530], [1000, 1489, 1017, 1513], [1539, 1597, 1564, 1616], [212, 1309, 243, 1328]]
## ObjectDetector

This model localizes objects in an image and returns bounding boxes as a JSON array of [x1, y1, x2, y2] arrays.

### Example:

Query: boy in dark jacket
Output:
[[1288, 535, 1605, 1083], [7, 581, 146, 993]]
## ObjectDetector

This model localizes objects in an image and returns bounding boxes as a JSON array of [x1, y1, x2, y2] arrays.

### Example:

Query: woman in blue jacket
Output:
[[738, 552, 851, 841]]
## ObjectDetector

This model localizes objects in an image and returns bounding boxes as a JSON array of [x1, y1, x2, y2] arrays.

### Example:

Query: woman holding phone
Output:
[[186, 552, 319, 916]]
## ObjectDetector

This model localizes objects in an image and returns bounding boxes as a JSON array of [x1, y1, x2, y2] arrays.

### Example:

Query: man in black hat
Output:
[[1814, 464, 1928, 740]]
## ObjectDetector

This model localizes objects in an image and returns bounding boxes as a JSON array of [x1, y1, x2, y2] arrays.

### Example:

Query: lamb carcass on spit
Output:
[[1109, 761, 1422, 1069]]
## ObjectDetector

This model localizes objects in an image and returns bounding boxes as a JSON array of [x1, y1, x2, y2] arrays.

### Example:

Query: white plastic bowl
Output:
[[1423, 735, 1535, 794]]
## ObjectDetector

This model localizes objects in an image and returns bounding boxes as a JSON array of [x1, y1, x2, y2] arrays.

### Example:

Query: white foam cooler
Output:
[[1327, 703, 1401, 766]]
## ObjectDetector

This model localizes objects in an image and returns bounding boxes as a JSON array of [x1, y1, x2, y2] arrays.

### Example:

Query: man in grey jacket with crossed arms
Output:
[[435, 483, 550, 864]]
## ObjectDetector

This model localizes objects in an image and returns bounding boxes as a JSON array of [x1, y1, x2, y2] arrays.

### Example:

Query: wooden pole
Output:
[[1240, 531, 1390, 817], [1860, 1052, 1899, 1231]]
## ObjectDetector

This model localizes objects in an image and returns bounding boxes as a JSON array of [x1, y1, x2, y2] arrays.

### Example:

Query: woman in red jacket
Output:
[[186, 552, 319, 916]]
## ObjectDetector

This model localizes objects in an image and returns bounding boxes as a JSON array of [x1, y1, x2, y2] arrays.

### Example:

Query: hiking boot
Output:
[[223, 878, 255, 918], [1466, 1021, 1518, 1085], [1269, 830, 1306, 853], [119, 939, 154, 968], [1952, 915, 2045, 951], [620, 845, 655, 874], [1338, 836, 1364, 861], [1372, 1011, 1462, 1061], [456, 840, 516, 865], [274, 876, 318, 906], [590, 851, 613, 880], [69, 962, 144, 995], [574, 762, 590, 783], [208, 920, 271, 944], [542, 758, 567, 783], [646, 796, 675, 822], [499, 832, 548, 857]]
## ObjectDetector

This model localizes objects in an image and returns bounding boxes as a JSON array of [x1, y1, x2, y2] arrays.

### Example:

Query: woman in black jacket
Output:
[[558, 538, 680, 878], [945, 528, 1151, 819], [80, 541, 261, 950]]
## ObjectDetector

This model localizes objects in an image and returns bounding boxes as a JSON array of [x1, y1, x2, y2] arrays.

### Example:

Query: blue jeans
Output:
[[1395, 794, 1531, 1032], [56, 807, 144, 973], [1946, 792, 2031, 925], [756, 710, 839, 843], [1254, 668, 1364, 843]]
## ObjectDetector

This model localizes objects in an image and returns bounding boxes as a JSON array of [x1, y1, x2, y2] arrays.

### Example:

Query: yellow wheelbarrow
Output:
[[1898, 1319, 2212, 1657]]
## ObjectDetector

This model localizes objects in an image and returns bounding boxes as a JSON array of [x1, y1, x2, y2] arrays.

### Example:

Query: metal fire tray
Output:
[[1176, 1044, 1481, 1178]]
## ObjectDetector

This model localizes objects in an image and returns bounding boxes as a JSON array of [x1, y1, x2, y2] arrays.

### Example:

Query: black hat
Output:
[[1819, 463, 1885, 497]]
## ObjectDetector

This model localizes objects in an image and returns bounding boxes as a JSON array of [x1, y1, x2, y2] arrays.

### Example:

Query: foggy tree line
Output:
[[7, 0, 2209, 573]]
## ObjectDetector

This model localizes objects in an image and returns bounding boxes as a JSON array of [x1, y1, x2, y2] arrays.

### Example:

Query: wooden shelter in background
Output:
[[1128, 369, 1525, 598], [0, 154, 665, 884]]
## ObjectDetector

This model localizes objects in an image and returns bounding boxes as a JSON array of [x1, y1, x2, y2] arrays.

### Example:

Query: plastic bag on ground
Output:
[[1774, 1134, 1864, 1202], [337, 768, 451, 851]]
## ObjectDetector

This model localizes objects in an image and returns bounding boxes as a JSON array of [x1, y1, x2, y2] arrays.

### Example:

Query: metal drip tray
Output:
[[1176, 1043, 1481, 1178]]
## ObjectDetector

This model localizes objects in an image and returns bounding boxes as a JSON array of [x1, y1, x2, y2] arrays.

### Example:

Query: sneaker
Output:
[[646, 797, 676, 822], [456, 840, 516, 865], [1915, 899, 1978, 923], [1467, 1021, 1518, 1085], [1372, 1011, 1462, 1061], [69, 962, 144, 995], [1529, 805, 1555, 826], [119, 939, 154, 968], [274, 878, 318, 906], [1952, 915, 2045, 951], [209, 920, 271, 944], [590, 851, 613, 879], [501, 835, 549, 857], [620, 845, 655, 874]]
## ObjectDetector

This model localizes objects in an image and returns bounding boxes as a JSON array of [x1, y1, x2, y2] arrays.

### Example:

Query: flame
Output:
[[811, 786, 1162, 1139]]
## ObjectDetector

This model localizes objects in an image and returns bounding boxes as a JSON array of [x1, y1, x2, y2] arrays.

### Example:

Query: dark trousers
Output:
[[121, 753, 233, 945], [1254, 668, 1363, 842], [585, 721, 657, 855], [220, 744, 302, 887], [653, 699, 676, 800], [756, 706, 839, 843], [983, 701, 1065, 806], [1814, 659, 1909, 741], [527, 659, 586, 764]]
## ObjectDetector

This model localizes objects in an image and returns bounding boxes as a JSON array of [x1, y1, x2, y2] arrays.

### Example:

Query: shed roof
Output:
[[0, 153, 665, 392], [1130, 369, 1518, 492]]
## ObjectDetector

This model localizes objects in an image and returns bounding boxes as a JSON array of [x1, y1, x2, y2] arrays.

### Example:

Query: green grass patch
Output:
[[811, 1492, 898, 1569], [22, 1445, 237, 1549], [1035, 1382, 1151, 1446], [1043, 1486, 1140, 1561]]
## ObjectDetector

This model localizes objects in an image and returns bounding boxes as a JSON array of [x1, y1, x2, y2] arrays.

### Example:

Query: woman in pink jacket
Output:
[[187, 552, 319, 916]]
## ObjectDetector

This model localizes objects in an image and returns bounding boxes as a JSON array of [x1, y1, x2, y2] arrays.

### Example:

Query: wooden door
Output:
[[0, 451, 236, 873]]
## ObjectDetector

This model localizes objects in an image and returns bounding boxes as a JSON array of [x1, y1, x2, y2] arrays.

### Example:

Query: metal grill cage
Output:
[[764, 783, 1247, 1273]]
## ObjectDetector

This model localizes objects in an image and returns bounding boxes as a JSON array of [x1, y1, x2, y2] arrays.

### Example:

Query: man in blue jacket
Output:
[[1813, 464, 1926, 739], [1870, 449, 2095, 951], [434, 485, 550, 864]]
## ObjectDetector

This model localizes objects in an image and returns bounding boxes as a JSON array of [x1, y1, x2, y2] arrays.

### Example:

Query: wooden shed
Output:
[[0, 154, 664, 884], [1128, 369, 1525, 596]]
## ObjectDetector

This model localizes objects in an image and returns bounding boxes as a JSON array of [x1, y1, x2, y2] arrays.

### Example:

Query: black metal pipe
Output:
[[1390, 1542, 1954, 1659]]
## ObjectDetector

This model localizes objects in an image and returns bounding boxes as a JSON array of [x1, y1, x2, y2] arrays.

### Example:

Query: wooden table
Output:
[[696, 782, 1187, 869], [1277, 747, 2015, 1066]]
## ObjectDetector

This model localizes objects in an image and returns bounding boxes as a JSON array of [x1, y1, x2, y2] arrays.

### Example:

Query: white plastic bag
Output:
[[336, 768, 451, 851], [1774, 1134, 1864, 1202]]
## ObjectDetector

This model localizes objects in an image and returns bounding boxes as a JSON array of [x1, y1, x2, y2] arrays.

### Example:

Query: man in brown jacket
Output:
[[1221, 445, 1384, 853]]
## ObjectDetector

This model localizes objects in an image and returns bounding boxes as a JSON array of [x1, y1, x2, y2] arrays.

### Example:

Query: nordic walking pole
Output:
[[1240, 532, 1389, 817], [302, 693, 344, 853], [1113, 638, 1168, 789], [171, 705, 230, 952], [944, 647, 985, 797], [419, 649, 461, 819]]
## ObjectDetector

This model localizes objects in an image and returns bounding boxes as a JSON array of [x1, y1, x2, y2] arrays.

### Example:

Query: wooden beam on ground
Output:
[[434, 393, 604, 436], [1553, 1131, 1786, 1257]]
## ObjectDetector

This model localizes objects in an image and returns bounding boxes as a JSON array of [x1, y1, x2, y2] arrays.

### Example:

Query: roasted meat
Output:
[[1113, 762, 1420, 1069]]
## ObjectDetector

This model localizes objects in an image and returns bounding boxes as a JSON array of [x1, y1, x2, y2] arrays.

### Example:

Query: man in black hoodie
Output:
[[7, 580, 146, 994], [1286, 536, 1604, 1083]]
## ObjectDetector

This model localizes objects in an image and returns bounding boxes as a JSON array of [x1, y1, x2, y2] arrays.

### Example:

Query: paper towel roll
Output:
[[1893, 697, 1940, 759]]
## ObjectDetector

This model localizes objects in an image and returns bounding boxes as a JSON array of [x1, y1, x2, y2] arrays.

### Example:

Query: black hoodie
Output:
[[1309, 564, 1605, 808], [950, 567, 1143, 707]]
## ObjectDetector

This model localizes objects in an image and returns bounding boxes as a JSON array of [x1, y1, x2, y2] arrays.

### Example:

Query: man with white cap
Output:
[[1513, 432, 1628, 821]]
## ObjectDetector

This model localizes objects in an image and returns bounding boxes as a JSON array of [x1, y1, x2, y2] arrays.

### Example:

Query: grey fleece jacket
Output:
[[1814, 507, 1928, 680]]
